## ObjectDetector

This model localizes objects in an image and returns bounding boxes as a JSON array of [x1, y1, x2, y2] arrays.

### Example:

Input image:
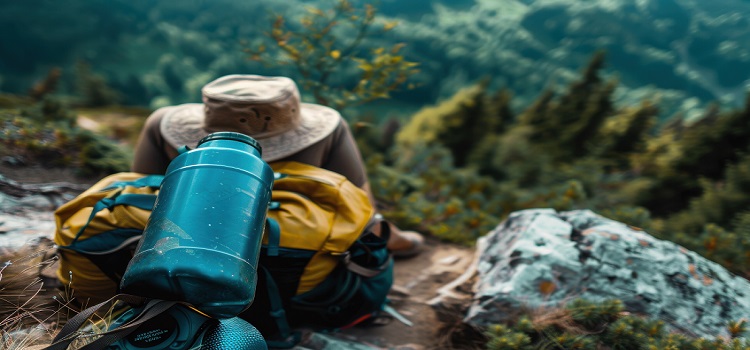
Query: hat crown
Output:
[[202, 75, 302, 139], [160, 74, 342, 162]]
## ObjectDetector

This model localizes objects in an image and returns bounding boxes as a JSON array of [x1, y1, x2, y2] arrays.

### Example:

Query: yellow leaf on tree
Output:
[[383, 21, 398, 31], [306, 7, 324, 16], [391, 43, 406, 54], [330, 50, 341, 59]]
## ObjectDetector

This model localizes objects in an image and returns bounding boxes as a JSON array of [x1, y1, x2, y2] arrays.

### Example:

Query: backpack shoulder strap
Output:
[[62, 175, 161, 247], [343, 219, 393, 278], [102, 175, 163, 191], [43, 294, 176, 350], [62, 193, 158, 246], [260, 267, 302, 349], [265, 218, 281, 257]]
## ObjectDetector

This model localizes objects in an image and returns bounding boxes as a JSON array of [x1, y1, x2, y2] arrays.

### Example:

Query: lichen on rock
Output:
[[466, 208, 750, 339]]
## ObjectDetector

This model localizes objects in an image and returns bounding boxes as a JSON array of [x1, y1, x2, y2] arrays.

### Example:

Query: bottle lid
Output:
[[197, 132, 262, 154]]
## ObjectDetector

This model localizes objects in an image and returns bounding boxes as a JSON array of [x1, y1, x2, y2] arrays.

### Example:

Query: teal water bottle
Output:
[[120, 132, 274, 319]]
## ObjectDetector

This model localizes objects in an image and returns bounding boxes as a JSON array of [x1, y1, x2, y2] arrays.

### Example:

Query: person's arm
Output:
[[320, 119, 369, 189], [131, 108, 178, 175], [307, 118, 423, 252], [360, 181, 379, 210]]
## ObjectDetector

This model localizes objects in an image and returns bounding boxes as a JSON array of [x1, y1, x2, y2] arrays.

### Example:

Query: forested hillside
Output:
[[2, 0, 749, 118]]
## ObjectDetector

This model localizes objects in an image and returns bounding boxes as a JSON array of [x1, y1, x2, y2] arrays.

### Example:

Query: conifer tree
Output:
[[550, 53, 604, 119], [664, 153, 750, 234], [395, 82, 497, 167], [518, 89, 554, 143], [639, 95, 750, 215], [518, 88, 554, 137], [515, 52, 615, 161], [671, 94, 750, 180], [396, 83, 485, 147], [561, 78, 616, 158], [484, 88, 515, 136], [75, 61, 120, 107], [552, 52, 605, 130], [437, 79, 490, 167], [467, 88, 517, 176], [595, 101, 659, 167]]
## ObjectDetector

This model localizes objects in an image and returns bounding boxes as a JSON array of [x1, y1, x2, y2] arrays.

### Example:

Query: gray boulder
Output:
[[466, 208, 750, 339], [0, 174, 89, 251]]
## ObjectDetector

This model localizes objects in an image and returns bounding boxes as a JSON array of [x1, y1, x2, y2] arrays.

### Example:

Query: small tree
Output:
[[75, 61, 120, 107], [243, 0, 419, 111]]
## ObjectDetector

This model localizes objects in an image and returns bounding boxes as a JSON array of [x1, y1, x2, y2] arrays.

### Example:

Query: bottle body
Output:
[[121, 132, 274, 318]]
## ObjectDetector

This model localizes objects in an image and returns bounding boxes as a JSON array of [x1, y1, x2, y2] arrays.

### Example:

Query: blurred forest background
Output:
[[2, 0, 750, 347], [3, 0, 750, 116], [2, 0, 750, 274], [2, 0, 749, 273]]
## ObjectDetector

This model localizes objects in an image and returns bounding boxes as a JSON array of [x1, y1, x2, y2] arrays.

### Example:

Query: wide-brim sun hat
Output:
[[160, 74, 341, 162]]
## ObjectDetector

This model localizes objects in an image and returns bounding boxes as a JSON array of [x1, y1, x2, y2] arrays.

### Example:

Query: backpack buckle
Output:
[[338, 251, 352, 264]]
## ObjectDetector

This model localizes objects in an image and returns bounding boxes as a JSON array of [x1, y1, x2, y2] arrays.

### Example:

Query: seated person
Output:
[[131, 74, 423, 257]]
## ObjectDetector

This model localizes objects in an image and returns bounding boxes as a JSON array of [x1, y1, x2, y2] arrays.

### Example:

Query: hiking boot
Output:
[[388, 230, 425, 259]]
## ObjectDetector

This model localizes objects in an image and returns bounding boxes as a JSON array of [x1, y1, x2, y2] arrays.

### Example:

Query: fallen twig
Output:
[[427, 236, 485, 306]]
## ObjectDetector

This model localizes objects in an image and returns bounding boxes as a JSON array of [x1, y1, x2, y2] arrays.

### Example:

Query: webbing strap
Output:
[[78, 300, 177, 350], [262, 267, 290, 337], [67, 193, 157, 244], [44, 294, 149, 350], [265, 218, 281, 256], [261, 267, 301, 348], [291, 270, 360, 310], [344, 218, 393, 277], [69, 199, 111, 242], [344, 255, 393, 278], [126, 175, 163, 188], [102, 176, 163, 191], [113, 193, 158, 210]]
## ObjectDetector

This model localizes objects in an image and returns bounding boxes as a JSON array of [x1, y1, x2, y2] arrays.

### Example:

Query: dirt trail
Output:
[[337, 240, 476, 349]]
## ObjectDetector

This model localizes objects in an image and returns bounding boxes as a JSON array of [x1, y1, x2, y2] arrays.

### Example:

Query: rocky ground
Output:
[[337, 242, 478, 349], [0, 163, 479, 349]]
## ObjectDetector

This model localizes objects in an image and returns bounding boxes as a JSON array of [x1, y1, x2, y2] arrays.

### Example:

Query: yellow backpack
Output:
[[54, 172, 162, 304], [54, 162, 391, 340], [249, 162, 391, 344], [264, 161, 374, 293]]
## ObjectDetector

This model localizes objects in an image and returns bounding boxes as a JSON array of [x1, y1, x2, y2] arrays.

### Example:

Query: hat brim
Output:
[[160, 103, 341, 162]]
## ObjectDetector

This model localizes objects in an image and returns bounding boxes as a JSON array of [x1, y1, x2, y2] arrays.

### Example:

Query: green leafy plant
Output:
[[482, 299, 749, 350], [243, 0, 419, 111], [0, 98, 131, 176]]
